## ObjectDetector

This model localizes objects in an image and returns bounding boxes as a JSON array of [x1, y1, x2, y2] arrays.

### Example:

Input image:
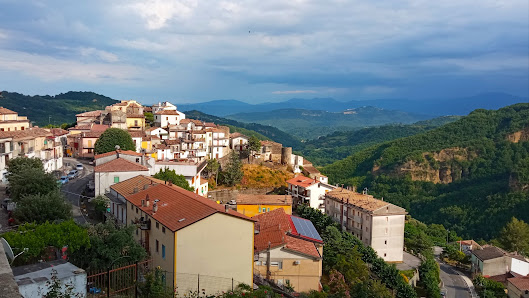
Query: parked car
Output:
[[59, 176, 69, 185], [67, 170, 79, 179], [76, 163, 84, 171]]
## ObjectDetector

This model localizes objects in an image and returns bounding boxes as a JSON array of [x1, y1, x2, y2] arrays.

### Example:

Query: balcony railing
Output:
[[139, 218, 151, 230]]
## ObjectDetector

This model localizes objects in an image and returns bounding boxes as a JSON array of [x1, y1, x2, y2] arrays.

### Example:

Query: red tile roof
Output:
[[90, 124, 110, 132], [94, 158, 149, 172], [154, 110, 180, 115], [82, 131, 104, 138], [126, 183, 253, 232], [48, 128, 69, 136], [252, 209, 321, 259], [0, 107, 18, 114], [94, 150, 143, 159], [508, 275, 529, 291], [128, 131, 145, 138], [76, 110, 102, 117], [286, 175, 317, 188]]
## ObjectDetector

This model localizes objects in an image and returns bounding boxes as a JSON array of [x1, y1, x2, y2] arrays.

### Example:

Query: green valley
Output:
[[321, 103, 529, 240]]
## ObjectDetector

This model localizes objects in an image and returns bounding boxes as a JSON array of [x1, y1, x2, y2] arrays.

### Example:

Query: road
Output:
[[434, 246, 476, 298], [61, 157, 94, 225]]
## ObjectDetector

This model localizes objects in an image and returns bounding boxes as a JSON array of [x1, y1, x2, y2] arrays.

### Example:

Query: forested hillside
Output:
[[226, 107, 431, 139], [300, 116, 460, 166], [184, 110, 302, 149], [322, 104, 529, 240], [0, 91, 117, 126]]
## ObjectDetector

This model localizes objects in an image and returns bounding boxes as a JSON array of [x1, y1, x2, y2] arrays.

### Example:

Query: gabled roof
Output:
[[81, 131, 104, 138], [230, 132, 248, 139], [0, 107, 18, 115], [252, 208, 322, 259], [508, 275, 529, 291], [472, 246, 506, 261], [76, 110, 102, 117], [237, 194, 292, 206], [94, 158, 149, 172], [286, 175, 317, 188], [94, 150, 142, 159], [48, 128, 69, 136], [0, 127, 52, 140], [154, 110, 180, 115], [126, 183, 254, 232], [110, 175, 163, 198]]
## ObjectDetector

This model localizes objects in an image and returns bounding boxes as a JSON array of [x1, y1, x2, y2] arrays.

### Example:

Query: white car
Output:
[[76, 163, 84, 171]]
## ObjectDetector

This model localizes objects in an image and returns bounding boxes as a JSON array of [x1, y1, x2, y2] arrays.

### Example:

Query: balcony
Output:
[[139, 217, 151, 230]]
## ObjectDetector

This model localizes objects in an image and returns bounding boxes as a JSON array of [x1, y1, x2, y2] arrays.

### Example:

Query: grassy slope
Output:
[[321, 104, 529, 239]]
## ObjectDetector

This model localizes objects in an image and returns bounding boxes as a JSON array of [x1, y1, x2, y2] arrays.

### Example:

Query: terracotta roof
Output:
[[179, 119, 191, 124], [0, 107, 18, 114], [261, 140, 280, 146], [154, 110, 180, 115], [252, 209, 321, 259], [0, 127, 52, 139], [82, 131, 104, 138], [286, 175, 318, 188], [326, 188, 402, 212], [473, 246, 506, 261], [164, 139, 180, 145], [90, 124, 110, 132], [303, 165, 320, 175], [154, 144, 169, 149], [110, 175, 163, 198], [237, 195, 292, 206], [95, 150, 143, 159], [76, 110, 102, 117], [126, 183, 253, 232], [204, 122, 216, 127], [190, 119, 203, 125], [48, 128, 69, 136], [69, 124, 92, 131], [508, 275, 529, 291], [128, 131, 145, 138], [230, 132, 248, 139], [144, 107, 152, 112], [457, 240, 482, 249], [94, 158, 149, 172]]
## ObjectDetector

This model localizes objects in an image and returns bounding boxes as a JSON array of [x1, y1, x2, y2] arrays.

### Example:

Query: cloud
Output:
[[272, 90, 318, 94], [128, 0, 198, 30], [79, 47, 119, 63]]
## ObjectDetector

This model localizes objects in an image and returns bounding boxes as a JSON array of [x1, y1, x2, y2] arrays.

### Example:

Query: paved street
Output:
[[61, 157, 94, 225], [434, 246, 476, 298]]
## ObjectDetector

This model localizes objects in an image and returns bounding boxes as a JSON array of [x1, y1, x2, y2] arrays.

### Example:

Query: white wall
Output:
[[17, 266, 86, 298], [95, 170, 150, 195], [370, 215, 405, 262], [511, 257, 529, 276]]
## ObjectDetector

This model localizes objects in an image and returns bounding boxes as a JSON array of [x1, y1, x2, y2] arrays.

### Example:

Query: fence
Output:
[[174, 273, 242, 296], [86, 259, 152, 297]]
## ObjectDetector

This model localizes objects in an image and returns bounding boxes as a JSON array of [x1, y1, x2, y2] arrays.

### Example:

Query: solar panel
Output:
[[291, 216, 322, 242]]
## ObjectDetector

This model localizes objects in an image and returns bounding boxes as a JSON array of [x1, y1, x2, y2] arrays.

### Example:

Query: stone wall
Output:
[[207, 187, 275, 203], [0, 243, 21, 297]]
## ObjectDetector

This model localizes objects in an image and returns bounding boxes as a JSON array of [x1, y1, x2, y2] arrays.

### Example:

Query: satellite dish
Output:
[[1, 237, 14, 262], [115, 145, 120, 150]]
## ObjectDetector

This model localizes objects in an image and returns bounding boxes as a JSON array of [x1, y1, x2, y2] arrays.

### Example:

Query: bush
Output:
[[13, 191, 72, 224]]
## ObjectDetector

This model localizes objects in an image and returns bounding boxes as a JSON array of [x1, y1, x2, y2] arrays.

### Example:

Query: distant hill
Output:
[[178, 92, 527, 117], [322, 103, 529, 240], [225, 107, 432, 139], [0, 91, 117, 126], [300, 116, 462, 166], [183, 110, 302, 149]]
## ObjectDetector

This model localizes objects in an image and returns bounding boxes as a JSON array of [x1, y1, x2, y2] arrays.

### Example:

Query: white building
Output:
[[153, 160, 207, 196], [94, 157, 150, 195], [324, 188, 406, 262], [152, 101, 178, 114], [0, 136, 13, 182], [146, 127, 169, 140], [229, 133, 249, 152], [154, 110, 186, 128], [286, 175, 336, 211], [207, 128, 229, 159]]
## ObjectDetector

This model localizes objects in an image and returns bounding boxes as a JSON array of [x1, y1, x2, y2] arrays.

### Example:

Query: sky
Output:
[[0, 0, 528, 104]]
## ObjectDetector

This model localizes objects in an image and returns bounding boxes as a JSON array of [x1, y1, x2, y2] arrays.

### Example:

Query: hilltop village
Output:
[[0, 100, 528, 298]]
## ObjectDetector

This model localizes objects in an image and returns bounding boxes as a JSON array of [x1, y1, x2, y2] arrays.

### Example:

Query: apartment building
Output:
[[253, 208, 323, 293], [0, 136, 13, 182], [286, 175, 336, 211], [108, 176, 254, 294], [94, 158, 150, 195], [324, 188, 406, 262], [0, 107, 31, 132]]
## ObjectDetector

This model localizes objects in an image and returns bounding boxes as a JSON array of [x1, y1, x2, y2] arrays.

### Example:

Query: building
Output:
[[94, 158, 150, 195], [259, 140, 282, 162], [507, 275, 529, 298], [108, 176, 255, 294], [152, 101, 178, 114], [324, 188, 407, 262], [471, 246, 510, 277], [103, 100, 145, 130], [253, 208, 323, 293], [154, 110, 185, 128], [0, 135, 13, 182], [456, 240, 483, 255], [207, 127, 230, 159], [75, 110, 103, 125], [286, 175, 336, 211], [0, 107, 31, 132], [230, 133, 249, 152], [94, 150, 146, 166], [153, 160, 207, 195], [236, 194, 293, 217]]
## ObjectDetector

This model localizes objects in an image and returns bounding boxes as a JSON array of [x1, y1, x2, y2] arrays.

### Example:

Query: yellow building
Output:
[[0, 107, 30, 132], [236, 194, 293, 217], [105, 100, 146, 130], [253, 208, 323, 293], [109, 176, 255, 294]]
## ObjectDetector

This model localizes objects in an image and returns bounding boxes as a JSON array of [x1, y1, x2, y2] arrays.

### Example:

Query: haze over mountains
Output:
[[178, 92, 527, 117]]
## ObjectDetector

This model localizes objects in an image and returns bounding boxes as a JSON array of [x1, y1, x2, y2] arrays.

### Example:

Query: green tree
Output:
[[418, 257, 441, 298], [144, 112, 154, 127], [92, 195, 110, 220], [8, 167, 59, 201], [499, 217, 529, 255], [70, 221, 146, 271], [219, 151, 243, 186], [7, 157, 44, 175], [43, 269, 81, 298], [13, 191, 72, 224], [94, 128, 135, 154], [153, 168, 194, 191], [1, 220, 90, 265], [247, 136, 261, 156], [137, 268, 172, 298], [205, 158, 220, 186], [473, 275, 507, 298]]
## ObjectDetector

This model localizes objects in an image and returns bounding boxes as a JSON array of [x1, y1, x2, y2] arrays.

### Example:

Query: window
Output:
[[385, 240, 387, 245], [114, 176, 120, 183], [270, 261, 282, 269], [131, 204, 134, 210], [162, 245, 166, 259], [385, 228, 388, 234], [386, 217, 389, 222], [156, 240, 159, 253], [135, 120, 138, 126], [21, 127, 24, 130], [156, 222, 159, 229], [136, 207, 138, 214], [162, 227, 166, 233], [384, 253, 387, 257]]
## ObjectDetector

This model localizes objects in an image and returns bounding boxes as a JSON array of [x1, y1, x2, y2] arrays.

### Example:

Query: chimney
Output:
[[141, 199, 145, 207], [146, 195, 150, 207], [168, 181, 172, 186], [381, 197, 384, 201], [152, 201, 158, 214], [352, 185, 356, 193], [225, 204, 229, 213]]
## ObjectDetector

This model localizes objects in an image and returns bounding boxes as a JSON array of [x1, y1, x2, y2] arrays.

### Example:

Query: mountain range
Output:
[[178, 92, 527, 117]]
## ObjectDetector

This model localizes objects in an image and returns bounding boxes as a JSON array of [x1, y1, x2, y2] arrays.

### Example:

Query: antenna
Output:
[[1, 237, 28, 265]]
